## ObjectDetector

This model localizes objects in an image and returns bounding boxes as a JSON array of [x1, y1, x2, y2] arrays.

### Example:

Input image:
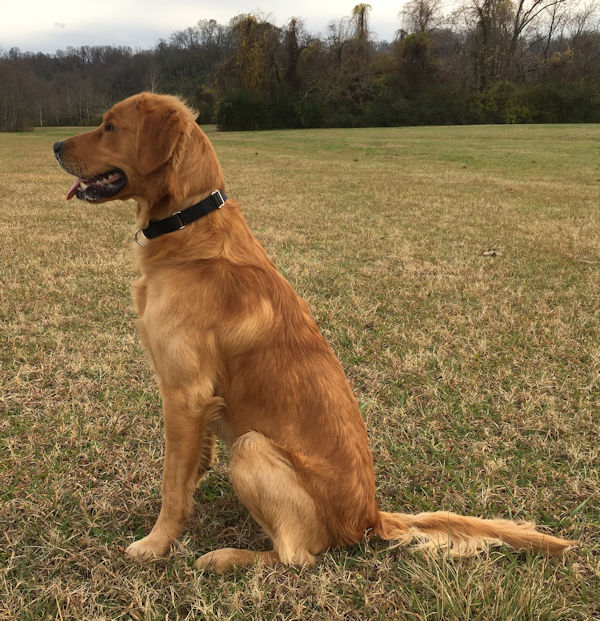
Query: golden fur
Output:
[[55, 92, 574, 571]]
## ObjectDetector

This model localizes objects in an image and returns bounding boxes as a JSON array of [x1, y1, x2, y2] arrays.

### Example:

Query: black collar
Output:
[[135, 190, 227, 245]]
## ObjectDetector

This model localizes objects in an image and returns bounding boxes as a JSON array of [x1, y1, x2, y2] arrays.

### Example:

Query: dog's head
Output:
[[53, 92, 224, 211]]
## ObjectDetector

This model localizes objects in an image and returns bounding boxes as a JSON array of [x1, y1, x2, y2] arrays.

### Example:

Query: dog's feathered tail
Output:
[[374, 510, 575, 557]]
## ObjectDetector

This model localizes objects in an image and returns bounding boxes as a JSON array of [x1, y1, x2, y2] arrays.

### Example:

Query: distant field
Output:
[[1, 124, 599, 619]]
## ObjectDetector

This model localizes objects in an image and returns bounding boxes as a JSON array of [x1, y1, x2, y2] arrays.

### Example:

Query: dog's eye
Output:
[[104, 122, 115, 132]]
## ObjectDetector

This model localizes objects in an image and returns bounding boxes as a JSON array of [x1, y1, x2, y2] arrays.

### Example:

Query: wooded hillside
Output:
[[1, 2, 599, 130]]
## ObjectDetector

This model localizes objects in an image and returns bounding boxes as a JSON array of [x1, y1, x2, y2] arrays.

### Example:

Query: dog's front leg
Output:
[[126, 393, 223, 561]]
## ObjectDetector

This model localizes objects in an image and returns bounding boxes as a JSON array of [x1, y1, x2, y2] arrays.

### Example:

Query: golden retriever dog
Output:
[[53, 92, 574, 571]]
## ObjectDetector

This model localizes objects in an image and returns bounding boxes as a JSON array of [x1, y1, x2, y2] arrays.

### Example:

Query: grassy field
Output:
[[1, 122, 599, 620]]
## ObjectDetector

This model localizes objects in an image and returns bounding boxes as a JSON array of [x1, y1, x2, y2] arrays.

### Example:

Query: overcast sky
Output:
[[1, 0, 405, 54]]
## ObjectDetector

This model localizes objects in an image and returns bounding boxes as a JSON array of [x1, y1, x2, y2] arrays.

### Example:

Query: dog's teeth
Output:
[[79, 182, 89, 190]]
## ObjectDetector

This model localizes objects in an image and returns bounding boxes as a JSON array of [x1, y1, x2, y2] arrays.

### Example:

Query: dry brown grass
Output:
[[1, 124, 599, 619]]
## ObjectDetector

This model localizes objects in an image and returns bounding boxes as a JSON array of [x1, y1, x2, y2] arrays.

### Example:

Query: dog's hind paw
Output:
[[195, 548, 244, 573], [196, 548, 280, 573]]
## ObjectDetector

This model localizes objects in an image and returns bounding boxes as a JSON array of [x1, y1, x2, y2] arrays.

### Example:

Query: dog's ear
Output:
[[135, 99, 185, 175]]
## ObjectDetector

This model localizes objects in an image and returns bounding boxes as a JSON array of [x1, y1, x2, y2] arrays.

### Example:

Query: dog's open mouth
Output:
[[67, 168, 127, 201]]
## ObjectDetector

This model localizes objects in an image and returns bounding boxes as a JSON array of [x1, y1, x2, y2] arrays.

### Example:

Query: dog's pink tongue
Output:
[[66, 178, 81, 200]]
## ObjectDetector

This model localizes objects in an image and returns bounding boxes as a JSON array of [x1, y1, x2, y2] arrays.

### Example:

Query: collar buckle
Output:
[[211, 190, 225, 208], [172, 211, 186, 230]]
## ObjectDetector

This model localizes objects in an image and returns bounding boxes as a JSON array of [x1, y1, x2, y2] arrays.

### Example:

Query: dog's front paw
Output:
[[125, 533, 172, 561]]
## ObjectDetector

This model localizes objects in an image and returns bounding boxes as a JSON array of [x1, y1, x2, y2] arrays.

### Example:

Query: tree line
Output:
[[1, 1, 599, 131]]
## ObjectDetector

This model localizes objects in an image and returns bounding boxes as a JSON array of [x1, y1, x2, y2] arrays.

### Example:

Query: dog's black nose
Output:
[[53, 141, 63, 157]]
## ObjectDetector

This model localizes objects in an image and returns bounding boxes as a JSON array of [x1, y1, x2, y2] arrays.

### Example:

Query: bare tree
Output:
[[0, 61, 35, 131], [566, 1, 600, 77], [568, 0, 600, 38], [457, 0, 576, 86], [509, 0, 573, 67], [401, 0, 443, 33]]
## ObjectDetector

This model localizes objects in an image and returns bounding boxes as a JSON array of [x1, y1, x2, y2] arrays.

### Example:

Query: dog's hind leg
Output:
[[195, 431, 331, 573]]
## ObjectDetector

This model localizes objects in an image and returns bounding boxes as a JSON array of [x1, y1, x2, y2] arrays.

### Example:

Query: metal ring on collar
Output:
[[134, 228, 148, 246]]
